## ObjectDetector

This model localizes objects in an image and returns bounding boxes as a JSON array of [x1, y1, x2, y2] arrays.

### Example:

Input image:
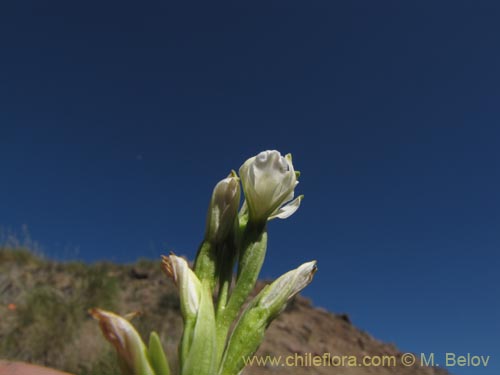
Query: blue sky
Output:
[[1, 1, 499, 374]]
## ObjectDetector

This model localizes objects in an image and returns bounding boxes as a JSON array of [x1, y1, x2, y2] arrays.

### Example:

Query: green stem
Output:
[[215, 235, 237, 317], [179, 318, 195, 370], [215, 221, 267, 366]]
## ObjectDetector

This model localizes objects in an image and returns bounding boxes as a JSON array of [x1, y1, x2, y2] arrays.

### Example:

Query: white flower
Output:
[[90, 308, 155, 375], [239, 150, 302, 223], [162, 254, 202, 318]]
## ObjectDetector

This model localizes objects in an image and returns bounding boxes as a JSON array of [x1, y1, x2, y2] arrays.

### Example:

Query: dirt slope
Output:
[[0, 249, 447, 375]]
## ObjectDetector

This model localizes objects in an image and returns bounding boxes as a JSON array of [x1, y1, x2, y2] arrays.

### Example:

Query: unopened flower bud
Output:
[[220, 261, 317, 375], [205, 171, 240, 244], [161, 254, 202, 319], [90, 308, 154, 375], [259, 260, 317, 316]]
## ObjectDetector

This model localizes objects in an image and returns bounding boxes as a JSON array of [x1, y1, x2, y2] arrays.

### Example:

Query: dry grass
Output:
[[0, 248, 122, 374], [0, 247, 448, 375], [0, 246, 183, 375]]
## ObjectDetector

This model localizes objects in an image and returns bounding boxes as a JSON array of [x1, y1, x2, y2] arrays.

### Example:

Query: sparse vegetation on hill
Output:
[[0, 247, 446, 375]]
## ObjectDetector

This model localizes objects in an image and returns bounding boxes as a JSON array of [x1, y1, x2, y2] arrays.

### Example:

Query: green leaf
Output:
[[148, 332, 171, 375], [182, 286, 217, 375], [193, 240, 217, 293]]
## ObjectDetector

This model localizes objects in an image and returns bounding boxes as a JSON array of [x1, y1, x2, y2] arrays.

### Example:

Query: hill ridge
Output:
[[0, 249, 447, 375]]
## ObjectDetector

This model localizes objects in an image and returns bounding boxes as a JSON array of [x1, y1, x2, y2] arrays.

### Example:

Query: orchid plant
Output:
[[91, 150, 317, 375]]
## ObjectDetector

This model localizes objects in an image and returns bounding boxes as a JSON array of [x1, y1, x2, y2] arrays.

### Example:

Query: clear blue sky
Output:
[[1, 1, 499, 374]]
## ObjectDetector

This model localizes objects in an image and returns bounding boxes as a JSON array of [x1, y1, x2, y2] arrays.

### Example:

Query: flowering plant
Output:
[[91, 150, 316, 375]]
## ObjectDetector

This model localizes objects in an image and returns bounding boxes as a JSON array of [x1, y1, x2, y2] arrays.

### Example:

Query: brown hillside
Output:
[[0, 249, 447, 375]]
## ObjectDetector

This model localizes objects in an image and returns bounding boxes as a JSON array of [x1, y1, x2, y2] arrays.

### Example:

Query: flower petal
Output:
[[268, 195, 303, 220], [239, 150, 299, 222]]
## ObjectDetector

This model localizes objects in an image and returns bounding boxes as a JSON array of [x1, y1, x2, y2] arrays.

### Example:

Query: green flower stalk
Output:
[[235, 150, 303, 313], [92, 150, 316, 375], [216, 151, 303, 363]]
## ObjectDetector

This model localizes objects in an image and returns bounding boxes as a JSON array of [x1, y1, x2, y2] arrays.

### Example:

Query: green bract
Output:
[[92, 150, 316, 375]]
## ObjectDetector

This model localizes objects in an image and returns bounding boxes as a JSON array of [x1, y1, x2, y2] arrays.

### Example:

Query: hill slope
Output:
[[0, 249, 447, 375]]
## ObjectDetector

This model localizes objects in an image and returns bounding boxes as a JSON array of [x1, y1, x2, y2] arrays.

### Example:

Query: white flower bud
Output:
[[205, 171, 240, 243], [260, 260, 317, 311], [162, 254, 202, 318]]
